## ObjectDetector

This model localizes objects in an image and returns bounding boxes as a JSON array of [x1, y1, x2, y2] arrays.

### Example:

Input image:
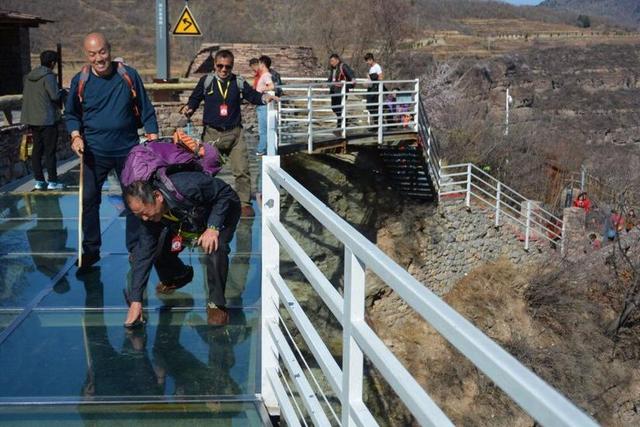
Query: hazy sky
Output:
[[503, 0, 544, 5]]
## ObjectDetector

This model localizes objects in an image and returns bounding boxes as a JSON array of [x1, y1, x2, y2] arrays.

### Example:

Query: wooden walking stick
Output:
[[78, 155, 84, 267]]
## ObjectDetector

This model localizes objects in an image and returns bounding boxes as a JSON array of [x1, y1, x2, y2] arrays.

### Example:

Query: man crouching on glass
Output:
[[122, 170, 240, 328]]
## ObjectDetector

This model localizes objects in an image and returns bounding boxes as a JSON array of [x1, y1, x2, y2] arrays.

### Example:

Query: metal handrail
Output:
[[439, 163, 564, 248], [274, 79, 420, 152], [261, 112, 597, 425]]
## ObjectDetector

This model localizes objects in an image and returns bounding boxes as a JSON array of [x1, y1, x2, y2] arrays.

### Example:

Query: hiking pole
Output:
[[78, 155, 84, 268]]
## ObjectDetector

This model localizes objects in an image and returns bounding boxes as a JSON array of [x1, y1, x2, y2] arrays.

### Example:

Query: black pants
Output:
[[82, 152, 140, 254], [331, 90, 350, 127], [155, 202, 241, 307], [31, 125, 58, 182]]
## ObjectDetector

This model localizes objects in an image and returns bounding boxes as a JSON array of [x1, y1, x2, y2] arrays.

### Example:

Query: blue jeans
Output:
[[256, 105, 267, 154]]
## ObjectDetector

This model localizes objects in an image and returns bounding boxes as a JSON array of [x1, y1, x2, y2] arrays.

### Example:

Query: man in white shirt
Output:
[[365, 53, 385, 126]]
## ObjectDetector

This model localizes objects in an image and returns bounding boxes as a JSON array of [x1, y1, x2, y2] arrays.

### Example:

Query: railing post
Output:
[[267, 101, 278, 156], [341, 82, 347, 139], [307, 86, 313, 153], [495, 182, 501, 227], [524, 200, 531, 250], [342, 247, 365, 426], [377, 81, 384, 145], [261, 148, 281, 415], [580, 165, 586, 191], [413, 79, 420, 132], [465, 164, 472, 207]]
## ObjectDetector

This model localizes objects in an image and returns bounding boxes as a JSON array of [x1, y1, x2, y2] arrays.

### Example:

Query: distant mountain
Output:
[[540, 0, 640, 28]]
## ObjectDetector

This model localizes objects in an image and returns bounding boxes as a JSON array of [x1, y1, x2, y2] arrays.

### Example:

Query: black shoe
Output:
[[75, 252, 101, 275]]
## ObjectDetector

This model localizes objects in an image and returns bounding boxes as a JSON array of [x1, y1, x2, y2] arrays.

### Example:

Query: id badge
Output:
[[220, 104, 229, 117], [170, 234, 183, 253]]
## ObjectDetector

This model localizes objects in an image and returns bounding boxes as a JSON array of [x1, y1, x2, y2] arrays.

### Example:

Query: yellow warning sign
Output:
[[172, 4, 202, 36]]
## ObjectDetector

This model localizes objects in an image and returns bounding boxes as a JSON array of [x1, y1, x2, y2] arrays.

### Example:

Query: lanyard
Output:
[[217, 79, 230, 101]]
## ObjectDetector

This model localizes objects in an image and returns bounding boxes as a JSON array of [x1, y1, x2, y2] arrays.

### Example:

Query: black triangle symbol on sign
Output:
[[173, 5, 202, 36]]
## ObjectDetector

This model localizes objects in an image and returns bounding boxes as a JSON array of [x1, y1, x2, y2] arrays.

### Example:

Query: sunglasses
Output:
[[215, 63, 233, 70]]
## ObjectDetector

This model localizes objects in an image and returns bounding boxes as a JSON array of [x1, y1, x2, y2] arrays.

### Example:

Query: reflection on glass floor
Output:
[[0, 165, 267, 425]]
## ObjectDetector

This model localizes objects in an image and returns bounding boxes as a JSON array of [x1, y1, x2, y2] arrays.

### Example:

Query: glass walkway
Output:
[[0, 162, 269, 425]]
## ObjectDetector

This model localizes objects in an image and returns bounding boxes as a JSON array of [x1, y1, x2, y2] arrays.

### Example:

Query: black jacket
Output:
[[327, 62, 355, 93], [187, 73, 264, 129], [130, 171, 240, 301]]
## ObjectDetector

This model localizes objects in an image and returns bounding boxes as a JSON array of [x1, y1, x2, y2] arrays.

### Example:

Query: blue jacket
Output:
[[64, 63, 158, 157]]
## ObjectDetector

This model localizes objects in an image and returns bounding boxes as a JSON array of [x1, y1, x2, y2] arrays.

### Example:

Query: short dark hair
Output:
[[249, 57, 259, 65], [40, 50, 58, 68], [214, 49, 234, 63], [364, 52, 374, 61], [329, 53, 340, 61], [123, 180, 157, 205], [258, 55, 272, 68]]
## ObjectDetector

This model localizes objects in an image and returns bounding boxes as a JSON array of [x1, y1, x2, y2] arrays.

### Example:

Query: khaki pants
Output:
[[202, 126, 251, 206]]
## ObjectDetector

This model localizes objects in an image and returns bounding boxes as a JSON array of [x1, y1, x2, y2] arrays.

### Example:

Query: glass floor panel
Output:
[[0, 193, 124, 221], [1, 166, 267, 425], [0, 401, 265, 426], [0, 219, 114, 255], [0, 310, 21, 333], [0, 309, 259, 401], [0, 255, 71, 308], [38, 254, 261, 309]]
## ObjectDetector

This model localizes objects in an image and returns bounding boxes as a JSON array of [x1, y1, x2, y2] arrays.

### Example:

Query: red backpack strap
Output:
[[77, 65, 91, 103], [338, 63, 346, 81], [116, 62, 141, 120]]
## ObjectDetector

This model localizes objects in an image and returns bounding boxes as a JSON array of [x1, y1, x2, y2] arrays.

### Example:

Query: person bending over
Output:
[[123, 170, 241, 328]]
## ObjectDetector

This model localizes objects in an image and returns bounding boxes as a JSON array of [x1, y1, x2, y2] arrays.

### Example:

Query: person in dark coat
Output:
[[22, 50, 66, 190], [123, 171, 241, 328]]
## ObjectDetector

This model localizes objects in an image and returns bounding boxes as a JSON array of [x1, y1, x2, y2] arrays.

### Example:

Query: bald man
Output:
[[64, 33, 159, 271]]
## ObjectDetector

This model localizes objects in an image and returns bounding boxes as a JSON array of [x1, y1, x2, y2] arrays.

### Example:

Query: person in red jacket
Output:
[[573, 192, 592, 214]]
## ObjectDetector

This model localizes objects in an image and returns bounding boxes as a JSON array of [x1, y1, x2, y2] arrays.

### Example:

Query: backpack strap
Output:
[[204, 73, 215, 93], [116, 63, 141, 120], [77, 65, 91, 103]]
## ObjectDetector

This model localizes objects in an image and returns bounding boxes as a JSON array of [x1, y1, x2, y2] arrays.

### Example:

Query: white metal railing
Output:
[[260, 102, 596, 426], [275, 79, 420, 152], [439, 163, 564, 249]]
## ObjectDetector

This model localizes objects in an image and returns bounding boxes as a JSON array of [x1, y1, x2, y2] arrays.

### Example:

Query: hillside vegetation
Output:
[[541, 0, 640, 29]]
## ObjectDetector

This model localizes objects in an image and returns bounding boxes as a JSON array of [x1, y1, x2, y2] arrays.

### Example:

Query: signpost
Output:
[[156, 0, 169, 80], [172, 3, 202, 36]]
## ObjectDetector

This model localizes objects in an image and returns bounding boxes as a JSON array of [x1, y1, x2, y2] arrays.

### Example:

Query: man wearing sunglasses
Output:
[[184, 50, 276, 218]]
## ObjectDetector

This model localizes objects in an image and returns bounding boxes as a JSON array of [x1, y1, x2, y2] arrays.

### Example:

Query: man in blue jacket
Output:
[[122, 171, 241, 328], [64, 33, 159, 271]]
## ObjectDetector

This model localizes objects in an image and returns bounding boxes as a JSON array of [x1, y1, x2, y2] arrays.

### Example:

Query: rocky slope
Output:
[[422, 39, 640, 205], [541, 0, 640, 29], [277, 150, 640, 426]]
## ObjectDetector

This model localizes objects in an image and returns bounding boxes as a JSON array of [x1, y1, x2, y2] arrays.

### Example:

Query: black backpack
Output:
[[269, 68, 283, 97]]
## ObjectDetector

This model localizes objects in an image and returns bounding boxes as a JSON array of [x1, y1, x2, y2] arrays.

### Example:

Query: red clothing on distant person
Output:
[[253, 70, 262, 89], [573, 197, 591, 214], [612, 213, 624, 231]]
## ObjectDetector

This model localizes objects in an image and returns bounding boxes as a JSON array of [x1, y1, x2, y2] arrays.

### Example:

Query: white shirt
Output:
[[256, 72, 273, 93], [368, 63, 382, 78]]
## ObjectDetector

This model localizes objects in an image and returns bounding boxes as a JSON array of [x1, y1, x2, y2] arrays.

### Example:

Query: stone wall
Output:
[[186, 43, 321, 79], [398, 200, 554, 296], [0, 123, 72, 187], [153, 99, 258, 138]]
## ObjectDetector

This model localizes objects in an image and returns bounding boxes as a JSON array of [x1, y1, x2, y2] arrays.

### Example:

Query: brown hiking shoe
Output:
[[207, 304, 229, 326], [241, 205, 255, 218], [156, 266, 194, 295]]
